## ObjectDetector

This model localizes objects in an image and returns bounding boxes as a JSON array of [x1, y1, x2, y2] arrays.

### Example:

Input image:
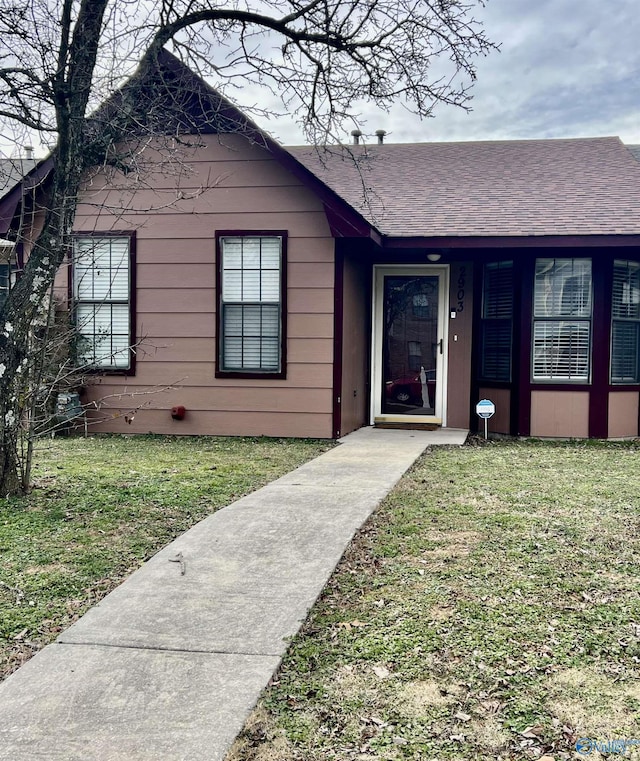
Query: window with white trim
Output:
[[532, 258, 591, 382], [611, 259, 640, 383], [73, 236, 132, 369], [218, 235, 283, 374], [480, 261, 513, 382], [0, 263, 8, 310]]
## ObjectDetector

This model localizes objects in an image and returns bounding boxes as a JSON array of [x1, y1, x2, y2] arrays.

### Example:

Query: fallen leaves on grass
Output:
[[229, 440, 640, 761], [0, 435, 331, 682]]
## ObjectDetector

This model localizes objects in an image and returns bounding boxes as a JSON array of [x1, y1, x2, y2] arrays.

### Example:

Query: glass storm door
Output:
[[373, 269, 447, 423]]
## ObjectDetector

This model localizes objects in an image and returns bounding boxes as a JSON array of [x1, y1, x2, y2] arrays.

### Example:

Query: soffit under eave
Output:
[[381, 234, 640, 250], [322, 203, 382, 242]]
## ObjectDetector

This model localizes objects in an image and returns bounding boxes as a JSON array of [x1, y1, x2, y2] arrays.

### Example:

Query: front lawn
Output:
[[229, 440, 640, 761], [0, 434, 331, 681]]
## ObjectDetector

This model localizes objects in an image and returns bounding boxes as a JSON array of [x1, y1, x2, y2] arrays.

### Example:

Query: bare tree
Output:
[[0, 0, 496, 496]]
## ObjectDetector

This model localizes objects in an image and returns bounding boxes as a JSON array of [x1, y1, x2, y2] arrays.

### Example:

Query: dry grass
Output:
[[0, 434, 331, 681], [227, 439, 640, 761]]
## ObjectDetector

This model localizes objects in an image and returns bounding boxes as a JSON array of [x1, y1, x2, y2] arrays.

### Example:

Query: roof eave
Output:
[[252, 138, 380, 241], [0, 156, 54, 236], [383, 233, 640, 249]]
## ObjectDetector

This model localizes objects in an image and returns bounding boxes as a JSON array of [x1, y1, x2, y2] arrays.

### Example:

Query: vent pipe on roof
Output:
[[375, 130, 387, 145], [24, 145, 34, 160], [351, 129, 362, 145]]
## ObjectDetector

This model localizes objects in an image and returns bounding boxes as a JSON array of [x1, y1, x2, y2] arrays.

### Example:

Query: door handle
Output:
[[438, 339, 443, 354]]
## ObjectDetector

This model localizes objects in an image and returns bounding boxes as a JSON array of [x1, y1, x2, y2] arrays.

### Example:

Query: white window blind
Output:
[[220, 236, 282, 372], [532, 259, 591, 381], [73, 237, 131, 369], [611, 260, 640, 383], [480, 261, 513, 382], [533, 321, 590, 380]]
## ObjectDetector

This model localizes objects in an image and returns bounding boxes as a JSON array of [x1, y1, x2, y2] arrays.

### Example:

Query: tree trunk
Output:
[[0, 0, 110, 497], [0, 404, 23, 498]]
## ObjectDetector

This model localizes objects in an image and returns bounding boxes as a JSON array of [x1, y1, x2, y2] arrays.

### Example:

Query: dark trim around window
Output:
[[610, 259, 640, 384], [69, 231, 137, 375], [215, 230, 287, 380], [478, 260, 513, 383], [531, 257, 593, 384]]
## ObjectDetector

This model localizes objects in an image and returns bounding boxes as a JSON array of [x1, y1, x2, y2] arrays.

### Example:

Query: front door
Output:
[[372, 267, 448, 425]]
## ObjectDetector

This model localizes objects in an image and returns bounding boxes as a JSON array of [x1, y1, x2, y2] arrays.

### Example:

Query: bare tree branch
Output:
[[0, 0, 496, 495]]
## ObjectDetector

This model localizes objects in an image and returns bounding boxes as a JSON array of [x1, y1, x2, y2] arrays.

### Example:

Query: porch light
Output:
[[427, 253, 442, 262]]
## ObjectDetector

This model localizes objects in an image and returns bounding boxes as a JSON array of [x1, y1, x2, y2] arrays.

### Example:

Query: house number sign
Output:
[[456, 266, 466, 312]]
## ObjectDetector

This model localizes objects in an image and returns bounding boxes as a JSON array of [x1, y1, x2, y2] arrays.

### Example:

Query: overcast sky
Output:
[[3, 0, 639, 157], [261, 0, 640, 146]]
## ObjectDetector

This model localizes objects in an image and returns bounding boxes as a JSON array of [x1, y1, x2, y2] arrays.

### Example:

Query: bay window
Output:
[[73, 235, 133, 370], [217, 233, 285, 376]]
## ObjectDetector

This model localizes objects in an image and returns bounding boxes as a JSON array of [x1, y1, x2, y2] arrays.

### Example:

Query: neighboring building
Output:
[[5, 51, 640, 439], [0, 152, 52, 307], [0, 154, 39, 307]]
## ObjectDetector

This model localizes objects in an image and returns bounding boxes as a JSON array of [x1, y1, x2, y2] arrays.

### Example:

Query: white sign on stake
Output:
[[476, 399, 495, 440], [475, 399, 495, 419]]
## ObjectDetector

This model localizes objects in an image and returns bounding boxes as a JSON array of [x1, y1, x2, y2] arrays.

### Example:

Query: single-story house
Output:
[[3, 50, 640, 439]]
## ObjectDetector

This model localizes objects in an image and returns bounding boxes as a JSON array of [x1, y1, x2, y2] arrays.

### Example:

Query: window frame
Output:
[[0, 239, 15, 310], [610, 259, 640, 384], [71, 232, 136, 374], [479, 260, 514, 383], [531, 257, 592, 384], [215, 231, 287, 379]]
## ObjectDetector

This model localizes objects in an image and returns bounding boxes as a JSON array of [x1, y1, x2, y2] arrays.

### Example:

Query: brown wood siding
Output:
[[447, 262, 473, 429], [608, 392, 639, 438], [53, 258, 71, 302], [75, 185, 327, 216], [479, 387, 511, 434], [530, 390, 590, 438], [73, 211, 332, 238], [74, 134, 335, 439], [86, 409, 332, 438], [340, 252, 370, 436], [128, 361, 333, 388], [87, 384, 331, 413]]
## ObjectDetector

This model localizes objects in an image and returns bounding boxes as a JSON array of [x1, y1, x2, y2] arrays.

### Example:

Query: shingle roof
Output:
[[288, 137, 640, 238], [626, 144, 640, 163], [0, 158, 37, 196]]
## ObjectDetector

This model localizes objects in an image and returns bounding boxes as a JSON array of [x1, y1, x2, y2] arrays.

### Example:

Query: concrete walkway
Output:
[[0, 426, 467, 761]]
